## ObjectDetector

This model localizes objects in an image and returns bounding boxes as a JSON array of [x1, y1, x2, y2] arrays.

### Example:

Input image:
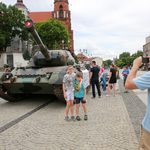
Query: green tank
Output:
[[0, 20, 78, 102]]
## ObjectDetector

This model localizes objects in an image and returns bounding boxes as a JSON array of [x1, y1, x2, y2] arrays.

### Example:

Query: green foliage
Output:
[[115, 51, 143, 67], [36, 19, 69, 50], [23, 50, 31, 60], [103, 59, 113, 67], [0, 2, 27, 50]]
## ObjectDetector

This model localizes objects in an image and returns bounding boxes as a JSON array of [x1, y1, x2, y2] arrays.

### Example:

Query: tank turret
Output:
[[25, 20, 75, 67]]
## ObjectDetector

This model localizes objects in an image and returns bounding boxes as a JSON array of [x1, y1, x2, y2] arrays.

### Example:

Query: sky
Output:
[[1, 0, 150, 60]]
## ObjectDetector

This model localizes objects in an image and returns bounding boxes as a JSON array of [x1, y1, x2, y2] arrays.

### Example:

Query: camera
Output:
[[142, 57, 149, 64], [142, 57, 150, 70]]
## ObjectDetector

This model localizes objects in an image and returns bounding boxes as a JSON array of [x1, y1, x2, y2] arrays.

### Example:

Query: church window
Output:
[[59, 5, 63, 18]]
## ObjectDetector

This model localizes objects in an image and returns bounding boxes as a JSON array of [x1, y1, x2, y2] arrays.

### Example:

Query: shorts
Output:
[[74, 97, 86, 104], [66, 90, 74, 101], [139, 127, 150, 150]]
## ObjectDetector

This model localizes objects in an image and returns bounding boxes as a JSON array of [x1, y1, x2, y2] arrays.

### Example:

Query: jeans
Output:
[[91, 80, 101, 97], [101, 76, 106, 91]]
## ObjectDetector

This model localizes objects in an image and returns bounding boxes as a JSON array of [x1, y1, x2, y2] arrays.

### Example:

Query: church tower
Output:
[[15, 0, 29, 17], [53, 0, 74, 53]]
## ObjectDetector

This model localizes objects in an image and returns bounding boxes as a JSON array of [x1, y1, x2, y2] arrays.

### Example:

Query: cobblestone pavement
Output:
[[0, 96, 51, 128], [118, 80, 146, 139], [0, 87, 139, 150]]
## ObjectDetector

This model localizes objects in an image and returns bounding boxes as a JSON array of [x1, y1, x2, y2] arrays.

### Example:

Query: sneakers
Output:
[[65, 116, 70, 121], [65, 115, 88, 121], [71, 116, 76, 121], [76, 116, 81, 121], [76, 115, 88, 121], [84, 115, 88, 121]]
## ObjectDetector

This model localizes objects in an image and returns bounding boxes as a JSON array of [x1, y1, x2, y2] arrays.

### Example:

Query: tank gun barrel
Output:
[[25, 20, 50, 60]]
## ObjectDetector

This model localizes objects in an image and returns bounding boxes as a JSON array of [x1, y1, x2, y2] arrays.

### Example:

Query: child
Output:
[[74, 72, 88, 121], [63, 65, 76, 121]]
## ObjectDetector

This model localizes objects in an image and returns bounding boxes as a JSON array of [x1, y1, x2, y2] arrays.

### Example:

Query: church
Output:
[[0, 0, 74, 68], [17, 0, 74, 53]]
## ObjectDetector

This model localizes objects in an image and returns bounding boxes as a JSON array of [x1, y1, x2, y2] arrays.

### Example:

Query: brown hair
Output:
[[76, 72, 83, 78], [111, 64, 115, 68], [92, 61, 96, 65]]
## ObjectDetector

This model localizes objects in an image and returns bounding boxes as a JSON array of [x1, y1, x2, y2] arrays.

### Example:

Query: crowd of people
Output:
[[62, 61, 129, 122], [63, 58, 150, 149]]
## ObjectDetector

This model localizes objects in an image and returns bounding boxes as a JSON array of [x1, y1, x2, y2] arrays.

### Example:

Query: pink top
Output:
[[99, 67, 105, 76]]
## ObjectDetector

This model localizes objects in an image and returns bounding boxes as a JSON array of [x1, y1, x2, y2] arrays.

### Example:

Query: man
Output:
[[90, 61, 101, 98], [122, 66, 130, 93], [125, 57, 150, 150]]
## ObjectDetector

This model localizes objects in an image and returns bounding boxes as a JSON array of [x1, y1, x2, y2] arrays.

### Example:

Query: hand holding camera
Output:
[[133, 57, 142, 70]]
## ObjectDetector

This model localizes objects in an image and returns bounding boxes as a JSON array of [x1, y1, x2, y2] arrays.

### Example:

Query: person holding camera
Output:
[[125, 57, 150, 150]]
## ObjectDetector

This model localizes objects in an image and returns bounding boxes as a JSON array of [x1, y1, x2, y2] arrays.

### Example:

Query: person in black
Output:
[[90, 61, 101, 98], [107, 64, 117, 96]]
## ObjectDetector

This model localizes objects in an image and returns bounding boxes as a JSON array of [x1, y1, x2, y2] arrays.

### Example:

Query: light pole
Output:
[[62, 40, 64, 50]]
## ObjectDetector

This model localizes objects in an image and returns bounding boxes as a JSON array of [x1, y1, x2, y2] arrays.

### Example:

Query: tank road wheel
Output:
[[53, 86, 65, 102], [56, 94, 65, 102]]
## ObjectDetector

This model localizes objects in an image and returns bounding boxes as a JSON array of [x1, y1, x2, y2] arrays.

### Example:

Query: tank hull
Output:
[[0, 66, 67, 102], [0, 66, 90, 102]]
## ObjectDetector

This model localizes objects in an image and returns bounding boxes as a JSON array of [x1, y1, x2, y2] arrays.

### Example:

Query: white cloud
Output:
[[2, 0, 150, 59]]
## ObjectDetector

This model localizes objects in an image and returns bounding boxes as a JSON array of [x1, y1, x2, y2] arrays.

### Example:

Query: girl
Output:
[[63, 65, 76, 121]]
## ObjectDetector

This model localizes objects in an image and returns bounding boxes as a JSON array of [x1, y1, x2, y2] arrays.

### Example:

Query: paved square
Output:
[[0, 91, 139, 150]]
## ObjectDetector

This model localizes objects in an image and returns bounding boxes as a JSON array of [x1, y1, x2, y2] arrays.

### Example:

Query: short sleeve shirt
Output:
[[63, 73, 75, 91], [74, 80, 85, 98], [122, 69, 130, 77], [133, 71, 150, 133], [90, 66, 100, 81], [109, 68, 117, 82]]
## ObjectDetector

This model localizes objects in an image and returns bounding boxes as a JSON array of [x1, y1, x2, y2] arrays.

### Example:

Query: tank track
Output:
[[0, 87, 22, 102]]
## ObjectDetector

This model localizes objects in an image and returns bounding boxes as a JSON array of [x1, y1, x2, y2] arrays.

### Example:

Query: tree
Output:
[[36, 20, 69, 50], [103, 59, 113, 68], [115, 51, 143, 67], [0, 2, 27, 50]]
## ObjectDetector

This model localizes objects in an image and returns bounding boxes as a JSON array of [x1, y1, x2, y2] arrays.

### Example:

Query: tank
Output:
[[0, 20, 83, 102]]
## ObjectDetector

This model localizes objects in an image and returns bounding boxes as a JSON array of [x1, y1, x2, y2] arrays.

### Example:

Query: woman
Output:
[[99, 64, 106, 91], [107, 64, 117, 97]]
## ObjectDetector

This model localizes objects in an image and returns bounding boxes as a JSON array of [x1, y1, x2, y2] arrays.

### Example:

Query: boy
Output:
[[63, 65, 76, 121], [74, 72, 88, 121]]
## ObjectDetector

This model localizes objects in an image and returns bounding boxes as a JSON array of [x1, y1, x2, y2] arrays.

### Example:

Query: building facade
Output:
[[143, 36, 150, 57], [0, 0, 29, 68]]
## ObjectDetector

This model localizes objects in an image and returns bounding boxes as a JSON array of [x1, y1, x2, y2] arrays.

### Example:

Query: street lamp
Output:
[[62, 40, 64, 50]]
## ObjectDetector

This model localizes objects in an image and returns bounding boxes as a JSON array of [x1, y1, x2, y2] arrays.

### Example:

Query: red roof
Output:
[[29, 12, 53, 23], [77, 53, 92, 61]]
